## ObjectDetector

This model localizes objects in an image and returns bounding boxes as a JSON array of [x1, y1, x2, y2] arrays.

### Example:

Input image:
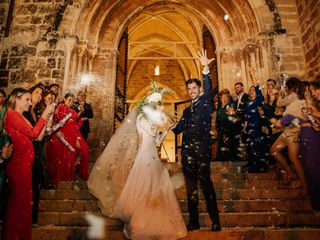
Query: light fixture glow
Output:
[[154, 65, 160, 76]]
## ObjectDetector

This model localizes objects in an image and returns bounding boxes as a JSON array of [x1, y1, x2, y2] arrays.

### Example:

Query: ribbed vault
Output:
[[73, 0, 261, 48], [59, 0, 265, 93]]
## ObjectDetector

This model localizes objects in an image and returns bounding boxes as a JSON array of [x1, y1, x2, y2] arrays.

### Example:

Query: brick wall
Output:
[[296, 0, 320, 80], [127, 59, 188, 100], [273, 0, 306, 76]]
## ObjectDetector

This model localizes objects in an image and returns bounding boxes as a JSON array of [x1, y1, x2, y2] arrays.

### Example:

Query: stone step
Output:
[[40, 199, 312, 213], [31, 226, 320, 240], [166, 161, 246, 173], [56, 178, 302, 191], [180, 199, 312, 213], [40, 189, 96, 200], [172, 172, 281, 181], [183, 227, 320, 240], [38, 211, 320, 228], [32, 226, 123, 240], [179, 179, 302, 190], [40, 188, 306, 201], [176, 188, 307, 200], [203, 212, 320, 228]]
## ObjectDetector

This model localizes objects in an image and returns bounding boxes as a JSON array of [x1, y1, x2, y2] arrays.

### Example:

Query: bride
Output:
[[87, 83, 187, 240]]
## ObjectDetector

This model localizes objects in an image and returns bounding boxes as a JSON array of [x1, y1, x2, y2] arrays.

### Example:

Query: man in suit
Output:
[[72, 91, 94, 141], [234, 82, 249, 162], [234, 82, 248, 123], [171, 49, 221, 231]]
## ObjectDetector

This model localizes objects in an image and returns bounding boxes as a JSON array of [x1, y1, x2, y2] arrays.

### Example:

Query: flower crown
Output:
[[137, 80, 174, 115]]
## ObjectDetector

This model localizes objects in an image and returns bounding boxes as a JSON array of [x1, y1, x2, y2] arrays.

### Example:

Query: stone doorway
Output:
[[1, 0, 309, 157]]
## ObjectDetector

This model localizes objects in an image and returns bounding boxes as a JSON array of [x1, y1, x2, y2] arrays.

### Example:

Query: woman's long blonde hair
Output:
[[6, 87, 29, 110]]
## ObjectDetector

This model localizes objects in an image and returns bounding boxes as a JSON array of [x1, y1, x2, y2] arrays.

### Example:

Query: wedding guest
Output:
[[72, 91, 93, 141], [36, 89, 57, 188], [215, 89, 238, 161], [234, 82, 249, 160], [243, 84, 268, 172], [46, 93, 89, 184], [3, 88, 53, 240], [270, 77, 307, 195], [0, 89, 11, 220], [48, 83, 60, 104], [260, 80, 283, 165], [23, 83, 46, 225], [308, 80, 320, 131], [297, 95, 320, 209]]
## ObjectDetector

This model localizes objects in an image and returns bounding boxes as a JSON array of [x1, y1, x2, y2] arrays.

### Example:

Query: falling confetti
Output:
[[85, 213, 106, 239]]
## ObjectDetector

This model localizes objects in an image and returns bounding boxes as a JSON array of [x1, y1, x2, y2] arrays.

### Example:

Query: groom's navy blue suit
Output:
[[172, 73, 220, 229]]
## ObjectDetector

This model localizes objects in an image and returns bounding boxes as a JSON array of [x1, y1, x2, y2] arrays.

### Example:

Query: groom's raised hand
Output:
[[197, 49, 214, 73]]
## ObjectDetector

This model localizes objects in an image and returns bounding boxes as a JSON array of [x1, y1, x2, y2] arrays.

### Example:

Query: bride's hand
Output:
[[167, 117, 177, 129]]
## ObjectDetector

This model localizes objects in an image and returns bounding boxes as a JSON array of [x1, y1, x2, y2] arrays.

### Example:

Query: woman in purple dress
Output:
[[281, 112, 320, 210]]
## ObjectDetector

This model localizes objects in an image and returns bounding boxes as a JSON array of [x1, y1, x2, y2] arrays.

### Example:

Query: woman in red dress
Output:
[[46, 93, 89, 184], [3, 88, 54, 240]]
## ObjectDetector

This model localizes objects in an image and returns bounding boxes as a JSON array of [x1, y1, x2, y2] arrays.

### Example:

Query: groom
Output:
[[171, 49, 221, 231]]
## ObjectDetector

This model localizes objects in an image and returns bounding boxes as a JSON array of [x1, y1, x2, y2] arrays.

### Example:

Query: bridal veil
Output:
[[87, 108, 139, 217]]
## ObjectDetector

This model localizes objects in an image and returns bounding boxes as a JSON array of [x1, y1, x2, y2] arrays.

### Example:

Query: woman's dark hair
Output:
[[302, 80, 310, 87], [29, 83, 45, 94], [35, 89, 56, 117], [63, 93, 74, 106], [267, 79, 277, 86], [6, 88, 29, 110], [49, 83, 59, 89], [310, 80, 320, 90], [44, 89, 57, 100], [218, 88, 232, 103], [285, 77, 305, 99], [0, 89, 6, 98], [64, 93, 74, 99]]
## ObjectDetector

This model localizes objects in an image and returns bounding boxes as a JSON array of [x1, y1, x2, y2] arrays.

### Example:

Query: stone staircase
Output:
[[32, 162, 320, 240]]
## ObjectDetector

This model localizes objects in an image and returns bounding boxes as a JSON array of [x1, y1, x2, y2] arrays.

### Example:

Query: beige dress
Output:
[[115, 114, 187, 239], [88, 110, 187, 240]]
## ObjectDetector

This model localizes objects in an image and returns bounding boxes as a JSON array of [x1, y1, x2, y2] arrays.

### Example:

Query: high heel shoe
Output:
[[277, 173, 298, 189]]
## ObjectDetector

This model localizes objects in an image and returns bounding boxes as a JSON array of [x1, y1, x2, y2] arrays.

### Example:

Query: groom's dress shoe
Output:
[[186, 223, 200, 231], [211, 224, 221, 232]]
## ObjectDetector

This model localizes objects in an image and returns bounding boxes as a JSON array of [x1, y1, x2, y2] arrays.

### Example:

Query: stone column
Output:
[[76, 40, 88, 77], [62, 36, 77, 95], [96, 48, 118, 142], [88, 45, 98, 72]]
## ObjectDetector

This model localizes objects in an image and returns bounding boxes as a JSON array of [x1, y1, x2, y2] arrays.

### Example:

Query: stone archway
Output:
[[49, 0, 307, 153], [58, 0, 265, 137]]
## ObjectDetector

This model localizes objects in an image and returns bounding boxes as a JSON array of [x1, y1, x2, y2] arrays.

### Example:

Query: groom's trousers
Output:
[[182, 146, 220, 226]]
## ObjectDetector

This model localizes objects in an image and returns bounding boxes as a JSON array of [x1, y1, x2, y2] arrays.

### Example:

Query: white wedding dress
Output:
[[88, 109, 187, 240]]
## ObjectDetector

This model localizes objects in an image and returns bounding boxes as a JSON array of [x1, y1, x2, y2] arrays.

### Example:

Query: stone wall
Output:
[[0, 0, 68, 88], [296, 0, 320, 80]]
